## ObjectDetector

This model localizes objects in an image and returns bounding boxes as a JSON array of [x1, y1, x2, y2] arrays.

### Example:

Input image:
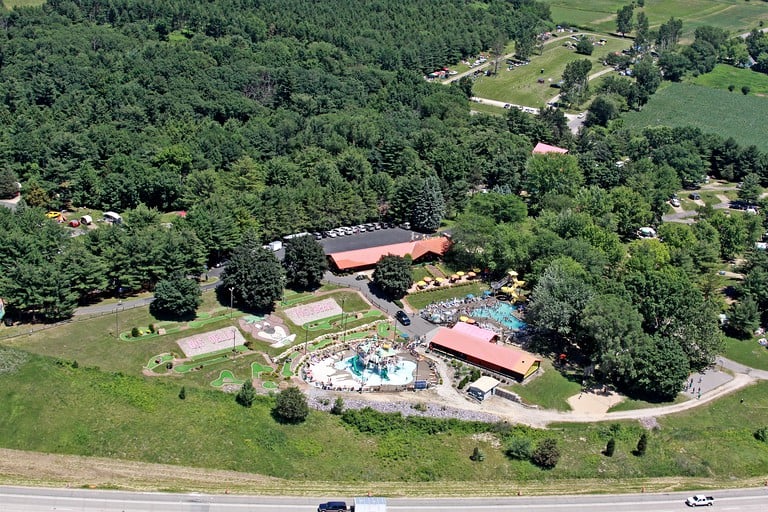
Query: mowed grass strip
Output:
[[622, 83, 768, 152]]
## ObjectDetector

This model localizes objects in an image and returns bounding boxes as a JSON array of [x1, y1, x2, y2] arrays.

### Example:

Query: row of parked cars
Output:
[[318, 222, 404, 239]]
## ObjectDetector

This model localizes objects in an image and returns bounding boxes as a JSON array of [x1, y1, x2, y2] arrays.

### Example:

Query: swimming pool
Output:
[[471, 302, 526, 330]]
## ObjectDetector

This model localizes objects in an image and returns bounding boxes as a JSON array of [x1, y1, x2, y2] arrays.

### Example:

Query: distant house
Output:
[[532, 142, 569, 155], [327, 236, 451, 272], [429, 324, 540, 381]]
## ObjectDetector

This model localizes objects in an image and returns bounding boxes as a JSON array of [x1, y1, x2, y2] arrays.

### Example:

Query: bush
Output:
[[458, 376, 470, 389], [470, 368, 481, 381], [531, 438, 560, 469], [273, 386, 309, 423], [131, 327, 140, 337], [236, 380, 255, 407], [505, 436, 533, 460], [331, 396, 345, 415], [604, 437, 616, 457], [635, 432, 648, 456], [754, 426, 768, 442], [742, 86, 751, 95], [178, 386, 186, 400], [728, 84, 735, 92], [148, 323, 156, 333]]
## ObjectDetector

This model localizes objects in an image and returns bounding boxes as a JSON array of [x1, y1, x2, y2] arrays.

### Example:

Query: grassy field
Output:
[[692, 64, 768, 96], [471, 35, 628, 106], [3, 342, 768, 486], [723, 336, 768, 372], [542, 0, 768, 42], [623, 83, 768, 152], [506, 360, 582, 411], [404, 282, 487, 310], [2, 0, 45, 7]]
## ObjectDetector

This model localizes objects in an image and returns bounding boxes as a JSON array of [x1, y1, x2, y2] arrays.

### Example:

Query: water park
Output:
[[302, 337, 426, 391]]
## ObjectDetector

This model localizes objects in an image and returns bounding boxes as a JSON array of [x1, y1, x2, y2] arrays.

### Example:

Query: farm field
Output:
[[692, 64, 768, 96], [471, 35, 628, 106], [622, 83, 768, 152], [542, 0, 768, 41], [2, 0, 45, 7]]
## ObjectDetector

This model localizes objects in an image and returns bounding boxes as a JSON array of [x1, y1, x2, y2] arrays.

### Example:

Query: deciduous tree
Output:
[[151, 275, 202, 318], [373, 255, 412, 299], [221, 236, 284, 311], [273, 386, 309, 423], [283, 235, 327, 290]]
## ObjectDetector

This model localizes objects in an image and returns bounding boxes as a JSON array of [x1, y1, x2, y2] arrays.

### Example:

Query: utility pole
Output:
[[229, 287, 234, 319]]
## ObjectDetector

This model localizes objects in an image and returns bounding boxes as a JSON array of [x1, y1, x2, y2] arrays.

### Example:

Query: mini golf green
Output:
[[210, 370, 245, 387], [262, 381, 278, 389], [281, 361, 293, 378], [251, 362, 274, 378], [145, 353, 174, 371], [174, 355, 231, 373]]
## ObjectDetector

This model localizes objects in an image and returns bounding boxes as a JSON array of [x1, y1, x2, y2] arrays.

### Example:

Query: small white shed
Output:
[[467, 376, 500, 401], [353, 496, 387, 512], [80, 215, 93, 225]]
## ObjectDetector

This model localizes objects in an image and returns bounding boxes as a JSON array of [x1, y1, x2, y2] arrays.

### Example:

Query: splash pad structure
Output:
[[305, 338, 417, 390]]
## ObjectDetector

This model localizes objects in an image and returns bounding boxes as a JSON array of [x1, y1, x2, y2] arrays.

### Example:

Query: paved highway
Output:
[[2, 486, 767, 512]]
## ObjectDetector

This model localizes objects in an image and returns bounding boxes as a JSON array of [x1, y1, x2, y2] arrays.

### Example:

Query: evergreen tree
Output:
[[151, 275, 202, 318], [411, 175, 445, 232], [0, 169, 19, 199], [636, 432, 648, 456], [221, 235, 284, 311], [331, 396, 345, 415], [605, 438, 616, 457], [283, 235, 327, 290], [236, 380, 256, 407], [373, 255, 412, 299], [531, 438, 561, 469], [179, 386, 186, 400], [273, 386, 309, 423]]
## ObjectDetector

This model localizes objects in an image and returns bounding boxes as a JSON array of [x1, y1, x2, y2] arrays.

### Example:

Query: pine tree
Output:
[[411, 175, 445, 232], [605, 437, 615, 457], [179, 386, 186, 400], [236, 380, 256, 408], [636, 432, 648, 456]]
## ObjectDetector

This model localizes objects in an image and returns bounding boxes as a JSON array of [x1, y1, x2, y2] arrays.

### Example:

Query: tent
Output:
[[79, 215, 93, 225]]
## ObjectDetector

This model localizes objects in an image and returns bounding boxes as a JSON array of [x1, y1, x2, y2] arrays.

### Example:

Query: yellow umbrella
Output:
[[472, 268, 481, 273], [459, 316, 469, 322], [435, 277, 445, 282], [456, 271, 465, 277], [423, 276, 433, 282], [501, 286, 515, 294], [508, 270, 519, 277]]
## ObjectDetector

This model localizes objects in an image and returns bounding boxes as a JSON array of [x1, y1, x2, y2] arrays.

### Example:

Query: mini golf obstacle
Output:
[[176, 326, 246, 358]]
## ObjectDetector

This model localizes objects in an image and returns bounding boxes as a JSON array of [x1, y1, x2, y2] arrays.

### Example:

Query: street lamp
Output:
[[228, 287, 234, 319], [304, 322, 309, 354], [341, 297, 348, 342], [232, 327, 237, 353]]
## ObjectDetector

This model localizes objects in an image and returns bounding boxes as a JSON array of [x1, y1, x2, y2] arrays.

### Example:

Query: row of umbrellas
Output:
[[417, 271, 477, 288]]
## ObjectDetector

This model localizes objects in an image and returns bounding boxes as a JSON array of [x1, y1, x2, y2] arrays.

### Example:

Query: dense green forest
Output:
[[2, 1, 768, 400]]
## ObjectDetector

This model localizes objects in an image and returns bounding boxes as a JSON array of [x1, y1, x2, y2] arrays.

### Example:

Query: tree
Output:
[[273, 386, 309, 423], [0, 169, 19, 199], [634, 11, 650, 51], [738, 173, 761, 204], [531, 438, 561, 469], [221, 236, 284, 311], [630, 335, 690, 400], [742, 85, 751, 96], [656, 17, 683, 52], [283, 235, 327, 290], [729, 297, 760, 338], [236, 380, 256, 407], [560, 59, 592, 105], [524, 154, 585, 203], [605, 437, 616, 457], [682, 40, 717, 75], [576, 36, 593, 55], [411, 175, 445, 232], [616, 5, 634, 37], [505, 437, 533, 460], [179, 386, 186, 400], [330, 396, 345, 415], [658, 51, 690, 82], [586, 95, 620, 127], [150, 275, 202, 318], [635, 432, 648, 456], [633, 56, 661, 105], [373, 255, 412, 299]]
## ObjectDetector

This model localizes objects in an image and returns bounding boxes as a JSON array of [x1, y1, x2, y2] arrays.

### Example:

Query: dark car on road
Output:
[[395, 310, 411, 325], [317, 501, 347, 511]]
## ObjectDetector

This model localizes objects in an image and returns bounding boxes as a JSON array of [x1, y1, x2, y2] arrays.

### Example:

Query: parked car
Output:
[[670, 198, 681, 207], [395, 310, 411, 326], [689, 193, 701, 200]]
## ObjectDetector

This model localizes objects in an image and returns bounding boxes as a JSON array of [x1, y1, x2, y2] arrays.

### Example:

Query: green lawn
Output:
[[607, 393, 689, 413], [623, 83, 768, 152], [405, 282, 487, 310], [471, 35, 628, 106], [506, 360, 582, 411], [723, 336, 768, 372], [2, 0, 46, 8], [692, 64, 768, 96], [542, 0, 768, 42]]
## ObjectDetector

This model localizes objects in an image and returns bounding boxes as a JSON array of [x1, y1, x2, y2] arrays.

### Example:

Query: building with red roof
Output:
[[532, 142, 569, 155], [328, 236, 451, 271], [430, 324, 540, 381]]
